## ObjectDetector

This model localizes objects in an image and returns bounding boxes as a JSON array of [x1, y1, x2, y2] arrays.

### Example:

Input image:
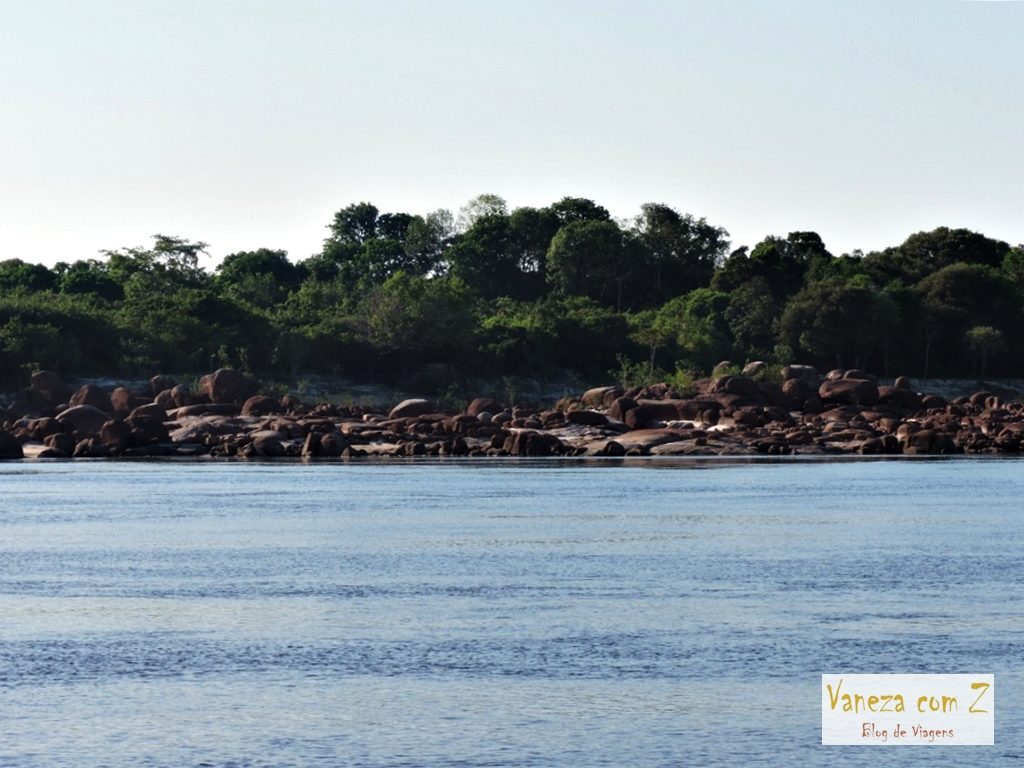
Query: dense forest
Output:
[[1, 194, 1021, 389]]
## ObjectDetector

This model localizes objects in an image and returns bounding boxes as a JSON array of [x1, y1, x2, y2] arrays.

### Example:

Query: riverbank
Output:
[[2, 366, 1023, 460]]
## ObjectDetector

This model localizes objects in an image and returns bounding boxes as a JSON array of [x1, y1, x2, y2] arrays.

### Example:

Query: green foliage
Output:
[[361, 273, 477, 364], [0, 260, 57, 293], [610, 354, 697, 393], [653, 289, 733, 372], [863, 227, 1011, 287], [778, 277, 900, 371], [546, 220, 631, 309], [966, 325, 1006, 377], [1, 203, 1020, 385], [633, 203, 730, 299]]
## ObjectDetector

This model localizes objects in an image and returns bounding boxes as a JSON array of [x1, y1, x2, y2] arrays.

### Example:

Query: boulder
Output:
[[780, 364, 818, 381], [624, 406, 654, 430], [43, 432, 75, 456], [110, 387, 134, 413], [149, 375, 177, 396], [608, 396, 638, 422], [503, 430, 565, 457], [128, 403, 168, 421], [818, 378, 879, 406], [566, 409, 608, 427], [711, 361, 735, 376], [741, 361, 767, 377], [69, 384, 113, 412], [894, 375, 915, 391], [467, 397, 503, 417], [781, 377, 815, 405], [607, 428, 691, 450], [28, 371, 73, 409], [636, 399, 688, 422], [722, 376, 761, 398], [902, 429, 960, 455], [198, 369, 259, 404], [843, 369, 877, 382], [155, 389, 176, 410], [389, 399, 435, 419], [99, 419, 132, 448], [250, 431, 286, 457], [30, 370, 71, 395], [969, 391, 994, 407], [241, 395, 282, 417], [0, 429, 24, 459], [168, 403, 242, 419], [171, 384, 192, 408], [581, 387, 617, 408], [25, 417, 63, 440], [318, 432, 346, 457], [877, 386, 922, 410], [127, 414, 170, 445], [56, 405, 109, 435]]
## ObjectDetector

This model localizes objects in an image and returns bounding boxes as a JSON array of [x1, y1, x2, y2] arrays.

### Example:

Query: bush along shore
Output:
[[2, 365, 1024, 461]]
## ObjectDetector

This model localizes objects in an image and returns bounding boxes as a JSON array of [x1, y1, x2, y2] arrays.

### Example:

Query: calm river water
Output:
[[1, 458, 1022, 766]]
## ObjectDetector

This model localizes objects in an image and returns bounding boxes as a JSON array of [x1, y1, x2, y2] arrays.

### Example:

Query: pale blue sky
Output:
[[1, 0, 1020, 267]]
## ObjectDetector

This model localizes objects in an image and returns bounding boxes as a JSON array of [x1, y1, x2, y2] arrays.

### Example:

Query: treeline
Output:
[[1, 194, 1022, 387]]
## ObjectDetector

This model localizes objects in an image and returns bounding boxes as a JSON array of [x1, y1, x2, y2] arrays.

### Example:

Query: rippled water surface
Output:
[[1, 458, 1022, 766]]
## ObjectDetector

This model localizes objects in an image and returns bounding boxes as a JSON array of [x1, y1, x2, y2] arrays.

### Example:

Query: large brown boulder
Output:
[[110, 387, 133, 413], [241, 395, 282, 417], [818, 378, 879, 406], [149, 375, 177, 396], [624, 406, 654, 430], [608, 396, 638, 422], [198, 369, 259, 404], [581, 387, 618, 408], [467, 397, 503, 417], [781, 364, 818, 381], [99, 419, 132, 448], [69, 384, 113, 412], [636, 399, 688, 422], [389, 399, 435, 419], [877, 386, 922, 410], [566, 409, 608, 427], [31, 370, 71, 396], [714, 375, 761, 398], [128, 403, 168, 421], [28, 371, 73, 410], [110, 387, 151, 414], [127, 414, 170, 444], [247, 431, 286, 457], [782, 377, 815, 405], [168, 403, 241, 418], [43, 432, 75, 456], [0, 429, 24, 459], [503, 430, 565, 456], [894, 375, 914, 391], [902, 429, 960, 455], [608, 428, 691, 450], [56, 405, 110, 435], [170, 384, 192, 408]]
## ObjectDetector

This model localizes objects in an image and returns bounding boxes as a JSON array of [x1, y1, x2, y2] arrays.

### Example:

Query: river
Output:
[[1, 458, 1021, 766]]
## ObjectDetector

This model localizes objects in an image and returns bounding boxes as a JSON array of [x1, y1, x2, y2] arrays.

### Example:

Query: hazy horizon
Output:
[[2, 0, 1021, 267]]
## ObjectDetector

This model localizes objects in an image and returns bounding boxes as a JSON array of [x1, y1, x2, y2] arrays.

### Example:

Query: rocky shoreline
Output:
[[1, 366, 1023, 461]]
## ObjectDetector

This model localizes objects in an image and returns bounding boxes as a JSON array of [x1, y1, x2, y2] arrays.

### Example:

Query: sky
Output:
[[0, 0, 1021, 268]]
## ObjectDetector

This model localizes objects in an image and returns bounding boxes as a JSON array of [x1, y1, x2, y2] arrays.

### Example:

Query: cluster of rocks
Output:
[[1, 366, 1022, 460]]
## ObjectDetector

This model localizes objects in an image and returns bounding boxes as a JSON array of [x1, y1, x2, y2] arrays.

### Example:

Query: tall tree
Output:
[[633, 203, 730, 299], [546, 220, 633, 309]]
